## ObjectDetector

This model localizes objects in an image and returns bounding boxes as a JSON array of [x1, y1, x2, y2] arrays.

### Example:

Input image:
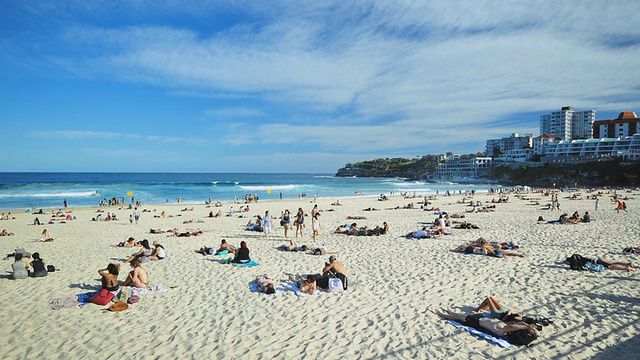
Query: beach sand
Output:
[[1, 190, 639, 359]]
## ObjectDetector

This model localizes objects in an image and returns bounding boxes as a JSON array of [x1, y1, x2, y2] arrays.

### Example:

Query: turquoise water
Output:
[[0, 173, 496, 210]]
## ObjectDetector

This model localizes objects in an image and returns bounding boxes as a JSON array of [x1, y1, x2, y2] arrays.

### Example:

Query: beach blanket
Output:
[[445, 320, 512, 348], [138, 284, 169, 295], [282, 281, 322, 297], [49, 295, 81, 310], [215, 250, 229, 255], [232, 260, 260, 268], [249, 282, 286, 296]]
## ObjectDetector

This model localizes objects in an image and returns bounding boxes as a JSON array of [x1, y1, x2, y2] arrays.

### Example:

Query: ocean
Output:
[[0, 173, 497, 210]]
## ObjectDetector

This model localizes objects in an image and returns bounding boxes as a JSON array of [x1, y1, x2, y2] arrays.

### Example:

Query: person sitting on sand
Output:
[[434, 308, 539, 346], [125, 239, 153, 263], [122, 258, 149, 288], [11, 253, 30, 280], [217, 239, 236, 254], [255, 275, 277, 294], [582, 211, 591, 223], [567, 211, 581, 224], [231, 241, 251, 264], [288, 274, 317, 295], [149, 243, 166, 261], [98, 263, 120, 291], [323, 255, 348, 290], [30, 252, 48, 278], [40, 229, 54, 242]]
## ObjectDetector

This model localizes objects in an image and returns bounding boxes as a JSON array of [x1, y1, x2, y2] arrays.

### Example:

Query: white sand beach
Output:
[[1, 189, 639, 359]]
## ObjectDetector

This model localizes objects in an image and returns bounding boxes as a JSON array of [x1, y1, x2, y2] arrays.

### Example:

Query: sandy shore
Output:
[[1, 189, 639, 359]]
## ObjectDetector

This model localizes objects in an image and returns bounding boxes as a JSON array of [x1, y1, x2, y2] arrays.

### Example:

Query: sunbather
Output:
[[122, 258, 149, 288], [98, 263, 120, 291], [288, 274, 317, 295], [255, 275, 276, 294], [434, 308, 538, 346]]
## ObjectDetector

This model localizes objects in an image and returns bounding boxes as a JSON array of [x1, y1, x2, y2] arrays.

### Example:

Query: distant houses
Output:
[[432, 107, 640, 180]]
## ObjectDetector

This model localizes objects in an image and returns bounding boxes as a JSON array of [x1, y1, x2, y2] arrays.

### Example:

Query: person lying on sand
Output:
[[622, 246, 640, 254], [0, 229, 14, 236], [475, 297, 553, 327], [434, 308, 538, 346], [450, 238, 524, 257], [405, 227, 434, 239], [288, 274, 317, 295], [255, 275, 276, 294], [565, 254, 634, 271]]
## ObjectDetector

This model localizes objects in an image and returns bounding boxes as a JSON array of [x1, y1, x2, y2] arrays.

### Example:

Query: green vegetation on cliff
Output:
[[336, 157, 438, 179]]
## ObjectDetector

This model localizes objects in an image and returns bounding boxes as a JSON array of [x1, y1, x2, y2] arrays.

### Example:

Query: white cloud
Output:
[[30, 130, 209, 145], [7, 1, 640, 163]]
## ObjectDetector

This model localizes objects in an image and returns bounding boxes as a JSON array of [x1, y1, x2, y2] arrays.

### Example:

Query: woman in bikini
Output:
[[98, 263, 120, 291], [295, 208, 305, 237], [122, 258, 149, 288], [125, 239, 153, 263]]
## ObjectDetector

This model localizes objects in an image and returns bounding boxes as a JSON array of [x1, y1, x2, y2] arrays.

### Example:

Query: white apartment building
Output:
[[435, 156, 493, 180], [542, 134, 640, 160], [539, 106, 596, 141], [485, 133, 532, 157]]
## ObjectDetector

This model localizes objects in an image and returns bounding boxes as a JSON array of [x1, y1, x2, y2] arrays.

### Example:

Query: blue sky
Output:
[[1, 1, 639, 172]]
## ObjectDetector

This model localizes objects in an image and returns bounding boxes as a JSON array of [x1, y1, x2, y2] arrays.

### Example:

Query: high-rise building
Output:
[[539, 106, 596, 141], [593, 112, 640, 139]]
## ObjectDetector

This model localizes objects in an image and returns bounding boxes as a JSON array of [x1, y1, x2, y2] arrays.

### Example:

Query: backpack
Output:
[[567, 254, 584, 271]]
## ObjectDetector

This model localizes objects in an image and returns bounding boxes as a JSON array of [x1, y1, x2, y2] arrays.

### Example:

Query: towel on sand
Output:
[[232, 260, 260, 268], [445, 320, 512, 348], [282, 281, 322, 297]]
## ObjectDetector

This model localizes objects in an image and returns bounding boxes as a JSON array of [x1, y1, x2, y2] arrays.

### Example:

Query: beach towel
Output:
[[49, 295, 81, 310], [445, 320, 512, 348], [139, 284, 169, 295], [249, 282, 286, 296], [215, 250, 229, 255], [282, 281, 322, 297], [232, 260, 260, 268]]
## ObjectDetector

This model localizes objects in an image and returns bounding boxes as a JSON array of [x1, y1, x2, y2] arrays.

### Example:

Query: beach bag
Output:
[[127, 295, 140, 304], [117, 288, 132, 303], [89, 289, 115, 306], [327, 278, 344, 293], [47, 265, 56, 272]]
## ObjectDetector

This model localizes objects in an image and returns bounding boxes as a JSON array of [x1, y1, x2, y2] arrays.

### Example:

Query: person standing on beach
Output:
[[595, 198, 599, 211], [281, 210, 291, 237], [263, 211, 272, 237], [295, 208, 305, 238], [312, 212, 320, 241], [134, 207, 140, 224]]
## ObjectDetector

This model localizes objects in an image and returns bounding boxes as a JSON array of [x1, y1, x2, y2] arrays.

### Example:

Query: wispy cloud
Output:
[[30, 130, 209, 145]]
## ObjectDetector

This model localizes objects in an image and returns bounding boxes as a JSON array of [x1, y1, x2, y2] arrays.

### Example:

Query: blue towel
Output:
[[445, 320, 512, 348], [232, 260, 260, 268], [76, 291, 97, 305], [215, 249, 229, 255]]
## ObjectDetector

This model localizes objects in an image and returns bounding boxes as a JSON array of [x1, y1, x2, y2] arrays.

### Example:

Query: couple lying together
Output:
[[254, 256, 348, 295], [451, 237, 524, 257]]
